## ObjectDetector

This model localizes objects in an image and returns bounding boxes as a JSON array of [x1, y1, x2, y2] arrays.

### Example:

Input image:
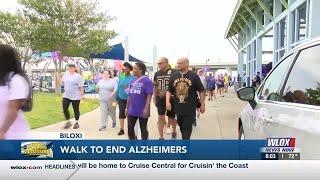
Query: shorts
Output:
[[218, 84, 224, 88], [156, 96, 175, 118], [209, 87, 215, 91], [118, 98, 127, 119]]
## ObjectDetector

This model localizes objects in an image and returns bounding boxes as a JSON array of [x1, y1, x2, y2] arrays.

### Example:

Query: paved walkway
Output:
[[30, 90, 246, 140]]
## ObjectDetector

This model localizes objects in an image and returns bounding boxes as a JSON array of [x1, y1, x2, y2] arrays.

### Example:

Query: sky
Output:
[[0, 0, 238, 64]]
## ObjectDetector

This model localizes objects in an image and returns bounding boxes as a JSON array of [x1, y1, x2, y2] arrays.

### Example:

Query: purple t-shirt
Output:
[[128, 76, 153, 118]]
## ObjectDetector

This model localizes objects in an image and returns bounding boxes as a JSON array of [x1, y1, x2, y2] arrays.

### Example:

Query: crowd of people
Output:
[[1, 44, 241, 140], [200, 71, 234, 100], [56, 57, 207, 140]]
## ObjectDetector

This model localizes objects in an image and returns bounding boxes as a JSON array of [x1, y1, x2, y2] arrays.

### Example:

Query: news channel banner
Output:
[[1, 134, 316, 180], [0, 133, 301, 160]]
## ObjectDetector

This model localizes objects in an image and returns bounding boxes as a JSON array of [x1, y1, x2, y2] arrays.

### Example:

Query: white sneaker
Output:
[[166, 128, 172, 134]]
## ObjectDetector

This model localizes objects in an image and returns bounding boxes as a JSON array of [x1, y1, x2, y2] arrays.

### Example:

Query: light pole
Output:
[[205, 59, 210, 73], [205, 59, 209, 66]]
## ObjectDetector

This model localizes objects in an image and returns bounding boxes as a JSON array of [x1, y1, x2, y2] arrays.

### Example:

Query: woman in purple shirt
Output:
[[125, 62, 153, 140]]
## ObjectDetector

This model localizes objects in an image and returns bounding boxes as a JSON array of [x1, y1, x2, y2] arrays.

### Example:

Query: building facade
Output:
[[225, 0, 320, 86]]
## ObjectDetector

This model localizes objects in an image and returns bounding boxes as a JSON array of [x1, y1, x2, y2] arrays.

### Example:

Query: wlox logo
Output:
[[266, 138, 295, 147], [261, 138, 296, 153]]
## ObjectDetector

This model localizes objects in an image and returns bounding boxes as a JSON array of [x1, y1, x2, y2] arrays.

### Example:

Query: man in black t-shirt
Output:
[[166, 57, 206, 140], [153, 57, 178, 140]]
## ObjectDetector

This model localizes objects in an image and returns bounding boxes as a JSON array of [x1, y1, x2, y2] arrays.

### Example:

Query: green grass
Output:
[[25, 92, 99, 129]]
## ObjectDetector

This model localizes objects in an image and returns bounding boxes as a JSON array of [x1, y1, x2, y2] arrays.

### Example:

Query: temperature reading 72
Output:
[[289, 154, 298, 159]]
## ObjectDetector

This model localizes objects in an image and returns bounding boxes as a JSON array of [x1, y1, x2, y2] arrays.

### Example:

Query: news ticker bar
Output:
[[1, 160, 319, 179]]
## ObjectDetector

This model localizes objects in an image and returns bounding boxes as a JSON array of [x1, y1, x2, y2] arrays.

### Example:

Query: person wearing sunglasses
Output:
[[153, 57, 178, 140]]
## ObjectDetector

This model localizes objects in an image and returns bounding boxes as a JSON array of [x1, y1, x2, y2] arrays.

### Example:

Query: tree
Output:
[[0, 12, 34, 71], [19, 0, 117, 93]]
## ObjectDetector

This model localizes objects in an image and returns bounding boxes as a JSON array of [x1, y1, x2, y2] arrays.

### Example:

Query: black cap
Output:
[[68, 64, 76, 67]]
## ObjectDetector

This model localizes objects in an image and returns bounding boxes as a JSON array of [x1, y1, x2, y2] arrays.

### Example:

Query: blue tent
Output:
[[90, 43, 143, 62]]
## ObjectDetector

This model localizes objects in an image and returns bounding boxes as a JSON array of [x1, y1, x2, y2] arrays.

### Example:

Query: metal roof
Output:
[[225, 0, 261, 38]]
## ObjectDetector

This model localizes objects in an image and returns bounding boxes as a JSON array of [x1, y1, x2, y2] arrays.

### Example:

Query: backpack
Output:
[[9, 73, 33, 112]]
